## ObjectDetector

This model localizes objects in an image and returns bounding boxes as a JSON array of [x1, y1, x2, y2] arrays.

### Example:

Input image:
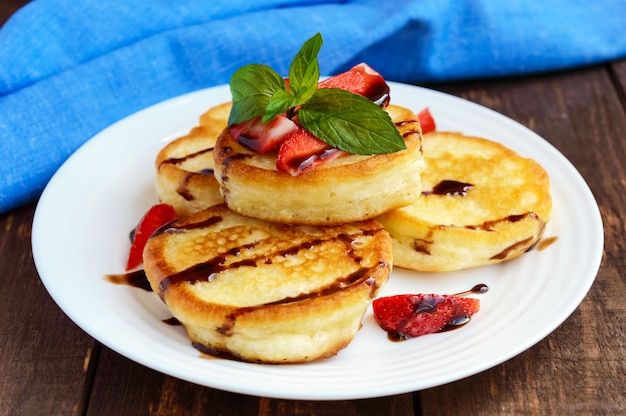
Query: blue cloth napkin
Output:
[[2, 0, 625, 214]]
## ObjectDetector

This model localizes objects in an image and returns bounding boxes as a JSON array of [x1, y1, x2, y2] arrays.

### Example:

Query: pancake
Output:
[[155, 102, 230, 216], [213, 104, 425, 225], [142, 203, 392, 364], [376, 131, 552, 272]]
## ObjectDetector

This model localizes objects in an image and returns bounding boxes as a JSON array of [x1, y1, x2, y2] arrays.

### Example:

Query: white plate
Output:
[[32, 82, 603, 400]]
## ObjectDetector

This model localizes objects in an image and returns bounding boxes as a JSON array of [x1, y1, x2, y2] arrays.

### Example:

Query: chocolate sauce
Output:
[[439, 314, 472, 332], [394, 120, 421, 141], [423, 180, 474, 196], [104, 269, 153, 292], [287, 147, 343, 174], [154, 215, 224, 236], [177, 173, 195, 201], [465, 212, 540, 232], [157, 229, 383, 295], [412, 237, 433, 255], [490, 236, 534, 260], [263, 266, 380, 306], [159, 146, 214, 167], [536, 236, 558, 251], [158, 146, 216, 200], [192, 342, 249, 362], [454, 283, 489, 296], [218, 147, 252, 184], [162, 317, 181, 326]]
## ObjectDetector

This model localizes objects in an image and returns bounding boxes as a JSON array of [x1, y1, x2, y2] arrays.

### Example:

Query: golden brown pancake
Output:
[[155, 102, 230, 215], [213, 104, 425, 225], [376, 131, 552, 272], [142, 203, 392, 364]]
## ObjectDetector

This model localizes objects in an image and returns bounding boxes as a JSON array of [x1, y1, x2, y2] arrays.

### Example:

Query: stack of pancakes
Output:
[[144, 101, 551, 363]]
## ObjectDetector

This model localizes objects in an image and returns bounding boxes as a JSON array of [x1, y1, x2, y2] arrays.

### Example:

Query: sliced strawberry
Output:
[[276, 128, 345, 176], [126, 203, 177, 271], [417, 108, 436, 134], [372, 293, 480, 340], [231, 115, 298, 153], [455, 296, 480, 316], [318, 63, 390, 107]]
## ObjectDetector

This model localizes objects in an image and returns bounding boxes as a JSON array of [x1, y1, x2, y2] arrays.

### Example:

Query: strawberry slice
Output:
[[417, 108, 436, 134], [276, 128, 345, 176], [126, 203, 177, 271], [318, 63, 390, 107], [372, 293, 480, 340], [231, 115, 298, 153]]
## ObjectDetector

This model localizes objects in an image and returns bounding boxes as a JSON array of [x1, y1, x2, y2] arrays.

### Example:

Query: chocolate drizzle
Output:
[[394, 119, 421, 140], [422, 180, 474, 196], [157, 228, 385, 298], [412, 212, 546, 259], [217, 145, 252, 185], [287, 148, 344, 174], [155, 215, 224, 236], [159, 146, 214, 168], [159, 147, 215, 200], [466, 212, 538, 232], [104, 269, 152, 291]]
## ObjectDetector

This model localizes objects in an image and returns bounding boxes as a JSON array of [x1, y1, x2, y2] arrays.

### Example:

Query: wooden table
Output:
[[2, 3, 625, 415]]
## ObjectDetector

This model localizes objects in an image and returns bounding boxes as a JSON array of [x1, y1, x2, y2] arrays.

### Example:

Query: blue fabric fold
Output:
[[1, 0, 625, 213]]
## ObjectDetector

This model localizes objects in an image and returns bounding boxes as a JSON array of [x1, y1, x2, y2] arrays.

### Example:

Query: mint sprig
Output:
[[299, 88, 406, 154], [228, 33, 405, 155]]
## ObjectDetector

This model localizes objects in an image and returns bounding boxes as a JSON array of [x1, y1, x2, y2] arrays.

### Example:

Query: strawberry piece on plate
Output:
[[231, 115, 298, 153], [318, 63, 390, 107], [126, 203, 177, 271], [276, 128, 345, 176], [372, 293, 480, 340], [417, 108, 436, 134]]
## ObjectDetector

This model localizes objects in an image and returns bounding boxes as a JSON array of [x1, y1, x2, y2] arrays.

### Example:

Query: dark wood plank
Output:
[[86, 346, 415, 416], [417, 66, 626, 415], [0, 0, 28, 26], [0, 204, 95, 415], [609, 58, 626, 108]]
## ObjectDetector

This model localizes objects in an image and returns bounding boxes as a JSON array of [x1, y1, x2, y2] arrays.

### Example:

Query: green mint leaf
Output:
[[228, 64, 286, 125], [299, 88, 406, 155], [263, 89, 298, 123], [288, 32, 323, 104]]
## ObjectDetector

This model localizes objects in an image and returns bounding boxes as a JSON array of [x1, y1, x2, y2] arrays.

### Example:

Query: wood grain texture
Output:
[[85, 346, 414, 416], [417, 66, 626, 415], [0, 205, 95, 415]]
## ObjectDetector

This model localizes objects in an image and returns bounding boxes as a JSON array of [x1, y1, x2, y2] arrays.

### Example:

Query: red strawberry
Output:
[[126, 203, 177, 270], [231, 115, 298, 153], [455, 296, 480, 316], [276, 127, 345, 175], [417, 108, 436, 134], [372, 293, 480, 340], [318, 63, 390, 107]]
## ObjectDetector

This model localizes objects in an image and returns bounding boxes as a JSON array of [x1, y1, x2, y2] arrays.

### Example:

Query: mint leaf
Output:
[[288, 32, 323, 104], [299, 88, 406, 155], [263, 89, 298, 123], [228, 64, 286, 125]]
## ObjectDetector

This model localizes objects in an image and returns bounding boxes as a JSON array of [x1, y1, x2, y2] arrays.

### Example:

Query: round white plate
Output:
[[32, 82, 603, 400]]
